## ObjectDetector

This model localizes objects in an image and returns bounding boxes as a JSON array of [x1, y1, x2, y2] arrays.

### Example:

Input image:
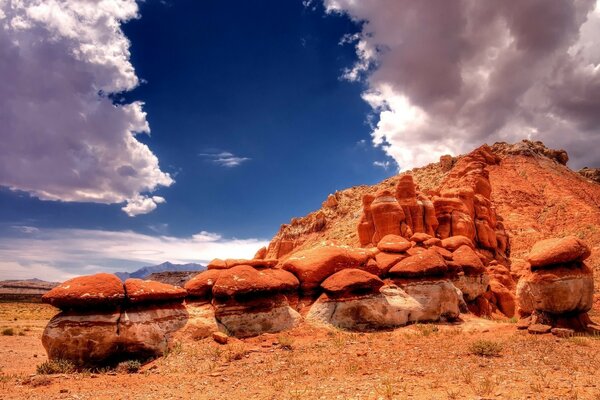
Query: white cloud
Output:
[[373, 160, 392, 170], [0, 0, 173, 214], [121, 195, 166, 217], [199, 151, 251, 168], [0, 227, 269, 281], [325, 0, 600, 169]]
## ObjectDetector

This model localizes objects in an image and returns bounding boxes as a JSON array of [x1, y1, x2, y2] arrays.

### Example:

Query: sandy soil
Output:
[[2, 302, 600, 400]]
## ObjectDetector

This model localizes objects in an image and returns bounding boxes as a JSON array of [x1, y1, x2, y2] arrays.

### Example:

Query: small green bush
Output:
[[469, 340, 503, 357], [1, 328, 14, 336], [36, 359, 75, 374], [116, 360, 141, 374]]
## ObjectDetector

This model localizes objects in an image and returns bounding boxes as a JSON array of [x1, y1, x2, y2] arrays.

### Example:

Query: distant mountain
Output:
[[115, 261, 206, 281], [0, 278, 59, 302]]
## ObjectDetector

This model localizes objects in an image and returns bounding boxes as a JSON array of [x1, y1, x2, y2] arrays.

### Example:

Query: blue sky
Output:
[[1, 0, 599, 280]]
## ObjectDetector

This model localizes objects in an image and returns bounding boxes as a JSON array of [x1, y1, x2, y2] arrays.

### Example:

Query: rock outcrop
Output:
[[40, 140, 600, 367], [516, 236, 598, 333], [210, 265, 301, 337], [42, 274, 189, 366]]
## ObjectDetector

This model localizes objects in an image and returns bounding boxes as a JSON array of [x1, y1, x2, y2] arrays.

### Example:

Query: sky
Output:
[[1, 0, 599, 281]]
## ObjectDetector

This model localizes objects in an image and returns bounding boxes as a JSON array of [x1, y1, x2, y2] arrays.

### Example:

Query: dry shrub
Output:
[[469, 339, 503, 357]]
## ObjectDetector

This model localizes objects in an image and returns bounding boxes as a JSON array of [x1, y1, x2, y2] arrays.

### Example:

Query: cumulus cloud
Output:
[[0, 0, 173, 215], [325, 0, 600, 170], [199, 151, 251, 167], [0, 227, 269, 281]]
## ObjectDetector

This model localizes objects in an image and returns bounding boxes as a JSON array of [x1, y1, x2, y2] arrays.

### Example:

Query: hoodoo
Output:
[[39, 141, 600, 366]]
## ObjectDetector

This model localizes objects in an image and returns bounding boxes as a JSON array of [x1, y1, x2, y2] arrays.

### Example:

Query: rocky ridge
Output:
[[38, 140, 600, 367]]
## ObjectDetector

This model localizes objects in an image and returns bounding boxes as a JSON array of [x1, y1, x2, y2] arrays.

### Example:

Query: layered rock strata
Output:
[[42, 274, 188, 366], [516, 236, 598, 333]]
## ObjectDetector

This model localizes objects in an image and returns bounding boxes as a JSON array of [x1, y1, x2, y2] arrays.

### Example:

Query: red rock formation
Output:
[[281, 243, 372, 293], [517, 237, 596, 332], [42, 273, 125, 310], [369, 190, 407, 243], [377, 234, 412, 253], [526, 236, 591, 269], [212, 265, 298, 299], [320, 269, 384, 297], [184, 269, 223, 299], [388, 248, 448, 278], [124, 279, 187, 304]]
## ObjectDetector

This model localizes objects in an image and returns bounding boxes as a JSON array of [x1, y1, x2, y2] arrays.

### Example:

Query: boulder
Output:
[[431, 246, 453, 260], [528, 324, 552, 335], [526, 236, 591, 268], [423, 238, 442, 247], [175, 302, 219, 340], [377, 234, 412, 253], [212, 265, 298, 299], [118, 304, 189, 358], [42, 303, 189, 366], [452, 274, 490, 302], [451, 245, 486, 275], [441, 235, 474, 251], [320, 269, 384, 297], [388, 249, 448, 278], [253, 246, 268, 260], [281, 244, 371, 292], [214, 295, 301, 338], [184, 269, 223, 299], [307, 282, 459, 331], [207, 258, 228, 270], [410, 232, 432, 243], [516, 264, 594, 315], [225, 258, 279, 269], [374, 252, 406, 275], [42, 273, 125, 310], [124, 279, 187, 304]]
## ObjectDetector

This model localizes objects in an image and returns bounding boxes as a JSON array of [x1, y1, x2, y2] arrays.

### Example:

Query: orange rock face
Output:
[[320, 269, 384, 297], [281, 244, 372, 292], [452, 245, 486, 276], [212, 265, 299, 299], [184, 269, 223, 299], [124, 279, 187, 304], [377, 234, 412, 253], [42, 273, 125, 310], [441, 235, 474, 251], [253, 246, 267, 260], [388, 248, 448, 278], [370, 190, 406, 243], [526, 236, 591, 268]]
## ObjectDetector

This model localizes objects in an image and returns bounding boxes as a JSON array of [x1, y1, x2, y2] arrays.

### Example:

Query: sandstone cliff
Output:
[[266, 140, 600, 290]]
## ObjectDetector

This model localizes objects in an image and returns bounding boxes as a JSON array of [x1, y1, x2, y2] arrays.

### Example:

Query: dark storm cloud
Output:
[[325, 0, 600, 169]]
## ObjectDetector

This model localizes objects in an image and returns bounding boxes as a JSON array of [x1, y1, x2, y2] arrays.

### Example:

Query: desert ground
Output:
[[2, 302, 600, 400]]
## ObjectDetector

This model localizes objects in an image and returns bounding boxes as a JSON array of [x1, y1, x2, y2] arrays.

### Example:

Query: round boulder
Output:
[[184, 269, 223, 299], [526, 236, 591, 269], [516, 264, 594, 315], [441, 235, 474, 251], [377, 234, 412, 253], [281, 244, 371, 292], [388, 248, 448, 278], [452, 245, 486, 275], [321, 269, 384, 297]]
